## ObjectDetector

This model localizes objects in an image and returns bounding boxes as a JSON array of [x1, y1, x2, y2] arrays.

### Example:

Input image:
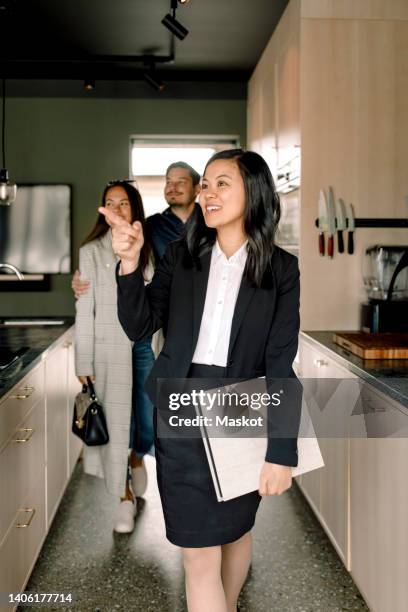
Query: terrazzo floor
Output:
[[20, 457, 369, 612]]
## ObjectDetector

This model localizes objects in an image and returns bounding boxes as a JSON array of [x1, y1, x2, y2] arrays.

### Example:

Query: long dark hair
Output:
[[185, 149, 281, 287], [82, 181, 151, 276]]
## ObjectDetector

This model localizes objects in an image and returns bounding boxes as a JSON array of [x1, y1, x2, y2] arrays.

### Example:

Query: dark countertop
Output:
[[0, 318, 74, 400], [300, 330, 408, 410]]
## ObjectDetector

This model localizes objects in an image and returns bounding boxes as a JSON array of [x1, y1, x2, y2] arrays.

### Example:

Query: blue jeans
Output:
[[129, 339, 155, 459]]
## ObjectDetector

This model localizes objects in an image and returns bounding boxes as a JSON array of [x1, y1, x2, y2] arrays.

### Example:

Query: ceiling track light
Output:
[[143, 65, 166, 93], [0, 79, 17, 206], [84, 78, 95, 92], [162, 0, 189, 41]]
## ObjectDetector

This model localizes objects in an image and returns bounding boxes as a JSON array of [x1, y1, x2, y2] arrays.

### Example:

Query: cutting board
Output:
[[332, 332, 408, 359]]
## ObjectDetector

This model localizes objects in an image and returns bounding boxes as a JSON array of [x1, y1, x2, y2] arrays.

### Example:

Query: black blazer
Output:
[[117, 240, 301, 467]]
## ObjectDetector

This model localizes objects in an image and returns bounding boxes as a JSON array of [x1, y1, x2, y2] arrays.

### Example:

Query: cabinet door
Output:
[[45, 345, 68, 527], [298, 340, 356, 566], [296, 342, 323, 512], [350, 392, 408, 612], [0, 472, 46, 612], [0, 398, 45, 546], [276, 36, 300, 166], [247, 70, 263, 152], [0, 363, 44, 451], [66, 339, 82, 476]]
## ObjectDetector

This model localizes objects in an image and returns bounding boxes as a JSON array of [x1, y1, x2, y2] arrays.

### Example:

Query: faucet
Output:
[[0, 263, 25, 280]]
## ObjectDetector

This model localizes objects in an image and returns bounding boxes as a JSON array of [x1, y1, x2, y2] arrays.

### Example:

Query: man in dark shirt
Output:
[[72, 161, 201, 293], [146, 161, 201, 261]]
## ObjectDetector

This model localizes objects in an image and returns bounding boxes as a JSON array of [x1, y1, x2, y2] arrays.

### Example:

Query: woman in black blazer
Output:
[[100, 149, 301, 612]]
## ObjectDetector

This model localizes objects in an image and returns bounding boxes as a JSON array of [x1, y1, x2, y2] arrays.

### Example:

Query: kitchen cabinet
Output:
[[0, 327, 81, 612], [248, 0, 408, 331], [297, 337, 356, 567], [248, 0, 300, 173], [45, 343, 69, 526], [350, 388, 408, 612], [297, 333, 408, 611]]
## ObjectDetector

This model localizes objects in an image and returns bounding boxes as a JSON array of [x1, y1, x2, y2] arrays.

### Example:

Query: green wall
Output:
[[0, 97, 246, 316]]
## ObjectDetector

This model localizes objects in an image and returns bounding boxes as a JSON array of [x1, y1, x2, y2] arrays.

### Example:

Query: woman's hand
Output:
[[71, 270, 90, 299], [77, 375, 95, 385], [258, 462, 292, 496], [98, 207, 144, 274]]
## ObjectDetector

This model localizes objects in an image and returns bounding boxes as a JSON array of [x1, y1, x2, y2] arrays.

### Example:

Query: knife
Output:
[[318, 190, 327, 256], [327, 187, 336, 258], [347, 203, 355, 254], [336, 198, 347, 253]]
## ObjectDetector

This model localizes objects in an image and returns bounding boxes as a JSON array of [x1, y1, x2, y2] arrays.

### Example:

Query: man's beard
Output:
[[167, 196, 194, 208]]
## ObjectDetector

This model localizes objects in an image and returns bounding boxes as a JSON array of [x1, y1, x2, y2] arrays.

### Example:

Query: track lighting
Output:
[[143, 65, 166, 93], [84, 78, 95, 92], [161, 13, 189, 40], [0, 79, 17, 206], [162, 0, 189, 40]]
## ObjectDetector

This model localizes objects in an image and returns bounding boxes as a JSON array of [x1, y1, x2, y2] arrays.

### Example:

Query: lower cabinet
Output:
[[297, 335, 408, 611], [296, 337, 355, 567], [0, 474, 46, 612], [45, 344, 69, 527], [0, 327, 82, 612], [350, 434, 408, 612]]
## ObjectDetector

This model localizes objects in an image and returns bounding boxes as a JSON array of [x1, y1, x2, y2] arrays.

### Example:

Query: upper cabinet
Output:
[[248, 0, 300, 176], [247, 0, 408, 330]]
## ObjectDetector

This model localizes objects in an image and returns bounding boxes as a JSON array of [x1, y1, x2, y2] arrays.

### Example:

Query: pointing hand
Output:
[[98, 207, 144, 274]]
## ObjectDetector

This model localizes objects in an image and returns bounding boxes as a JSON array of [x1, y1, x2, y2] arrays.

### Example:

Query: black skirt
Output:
[[154, 363, 262, 548]]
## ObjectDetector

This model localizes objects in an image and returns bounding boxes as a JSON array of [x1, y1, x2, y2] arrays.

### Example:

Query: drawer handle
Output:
[[13, 428, 35, 443], [314, 359, 328, 367], [15, 508, 36, 528], [10, 386, 35, 400]]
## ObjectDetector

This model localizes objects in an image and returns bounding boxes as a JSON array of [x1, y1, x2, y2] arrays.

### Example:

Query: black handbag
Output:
[[72, 377, 109, 446]]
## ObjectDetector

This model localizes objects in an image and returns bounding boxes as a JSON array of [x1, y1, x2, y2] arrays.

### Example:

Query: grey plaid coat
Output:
[[75, 230, 156, 497]]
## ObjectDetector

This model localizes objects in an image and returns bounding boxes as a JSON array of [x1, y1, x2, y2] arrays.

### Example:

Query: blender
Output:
[[361, 245, 408, 333]]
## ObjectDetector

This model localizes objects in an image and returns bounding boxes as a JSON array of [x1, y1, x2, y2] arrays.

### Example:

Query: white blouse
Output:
[[192, 240, 248, 367]]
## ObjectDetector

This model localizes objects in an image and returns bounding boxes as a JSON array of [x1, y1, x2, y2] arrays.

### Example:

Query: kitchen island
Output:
[[296, 331, 408, 612], [0, 320, 82, 612]]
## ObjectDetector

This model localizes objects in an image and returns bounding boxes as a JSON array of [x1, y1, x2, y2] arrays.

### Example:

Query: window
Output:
[[130, 135, 239, 216]]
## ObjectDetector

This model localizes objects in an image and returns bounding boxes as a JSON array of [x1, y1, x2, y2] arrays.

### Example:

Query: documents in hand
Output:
[[196, 378, 324, 502]]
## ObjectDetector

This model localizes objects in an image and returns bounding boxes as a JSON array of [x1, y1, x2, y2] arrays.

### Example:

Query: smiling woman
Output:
[[74, 180, 156, 535], [130, 136, 240, 216], [199, 158, 247, 246], [101, 147, 301, 612]]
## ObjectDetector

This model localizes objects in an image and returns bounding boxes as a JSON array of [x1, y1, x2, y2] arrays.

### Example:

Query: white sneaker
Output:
[[131, 459, 148, 498], [113, 500, 136, 533]]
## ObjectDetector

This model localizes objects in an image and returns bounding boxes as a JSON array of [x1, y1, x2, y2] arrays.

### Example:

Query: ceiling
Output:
[[0, 0, 289, 98]]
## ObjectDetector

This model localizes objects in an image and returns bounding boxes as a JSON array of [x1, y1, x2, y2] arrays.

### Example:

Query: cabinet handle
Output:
[[15, 508, 36, 528], [63, 341, 72, 349], [314, 359, 328, 367], [13, 428, 35, 443], [10, 386, 35, 400]]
